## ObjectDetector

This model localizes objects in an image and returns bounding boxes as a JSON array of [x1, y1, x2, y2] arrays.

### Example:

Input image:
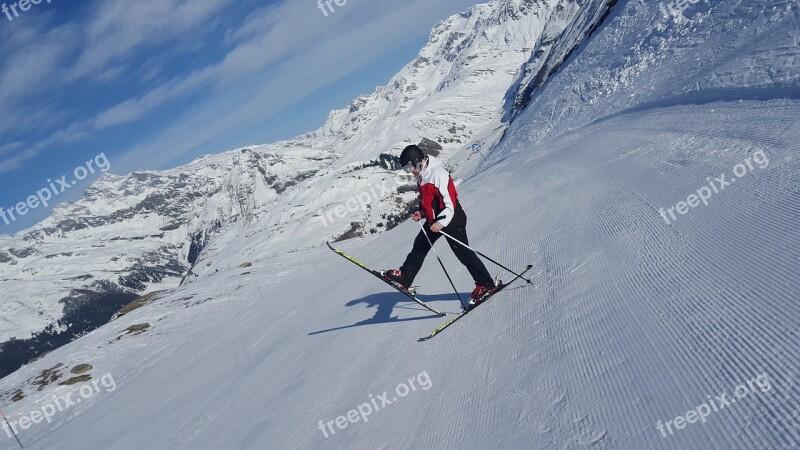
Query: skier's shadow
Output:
[[308, 291, 466, 336]]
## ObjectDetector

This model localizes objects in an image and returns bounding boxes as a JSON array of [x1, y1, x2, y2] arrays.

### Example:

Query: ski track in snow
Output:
[[12, 105, 788, 449], [5, 99, 796, 450]]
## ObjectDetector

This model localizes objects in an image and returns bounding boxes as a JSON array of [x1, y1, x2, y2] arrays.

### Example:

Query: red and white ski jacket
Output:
[[416, 155, 465, 228]]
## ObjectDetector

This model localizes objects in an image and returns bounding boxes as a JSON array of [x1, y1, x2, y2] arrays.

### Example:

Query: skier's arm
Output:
[[432, 170, 456, 228], [419, 185, 436, 224]]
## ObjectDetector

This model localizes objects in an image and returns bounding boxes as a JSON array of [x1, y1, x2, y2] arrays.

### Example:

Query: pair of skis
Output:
[[327, 242, 532, 340]]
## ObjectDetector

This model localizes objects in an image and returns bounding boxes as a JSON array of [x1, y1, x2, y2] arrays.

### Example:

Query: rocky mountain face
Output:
[[0, 0, 615, 378]]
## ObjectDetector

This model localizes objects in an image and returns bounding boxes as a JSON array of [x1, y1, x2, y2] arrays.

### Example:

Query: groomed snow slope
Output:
[[2, 99, 798, 450], [1, 0, 799, 448]]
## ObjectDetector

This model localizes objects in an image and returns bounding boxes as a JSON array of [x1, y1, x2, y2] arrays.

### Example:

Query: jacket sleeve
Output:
[[431, 170, 456, 227], [414, 180, 425, 218], [419, 184, 436, 223]]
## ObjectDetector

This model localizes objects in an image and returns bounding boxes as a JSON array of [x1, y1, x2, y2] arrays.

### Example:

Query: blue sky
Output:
[[0, 0, 479, 234]]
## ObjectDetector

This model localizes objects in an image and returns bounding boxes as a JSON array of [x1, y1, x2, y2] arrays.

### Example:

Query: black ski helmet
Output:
[[399, 145, 425, 168]]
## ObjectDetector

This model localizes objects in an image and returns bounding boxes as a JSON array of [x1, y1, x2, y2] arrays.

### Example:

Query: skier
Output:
[[383, 145, 498, 306]]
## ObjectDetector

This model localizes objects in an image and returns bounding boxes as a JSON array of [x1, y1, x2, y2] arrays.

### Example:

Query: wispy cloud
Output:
[[115, 0, 479, 172], [92, 66, 219, 129], [0, 0, 477, 176], [0, 0, 232, 172], [69, 0, 235, 80]]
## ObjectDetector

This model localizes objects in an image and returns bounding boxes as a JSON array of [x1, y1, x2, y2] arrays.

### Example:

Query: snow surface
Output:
[[1, 0, 799, 449]]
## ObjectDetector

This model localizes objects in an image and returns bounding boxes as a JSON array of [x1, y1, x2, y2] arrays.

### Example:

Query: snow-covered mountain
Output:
[[1, 0, 798, 448], [0, 0, 614, 362], [0, 149, 333, 340]]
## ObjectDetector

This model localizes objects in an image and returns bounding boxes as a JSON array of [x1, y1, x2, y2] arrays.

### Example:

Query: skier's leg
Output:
[[400, 225, 442, 285], [444, 225, 495, 287]]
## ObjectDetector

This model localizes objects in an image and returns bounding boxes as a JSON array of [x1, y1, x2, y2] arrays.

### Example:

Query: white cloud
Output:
[[113, 0, 479, 172], [0, 0, 232, 171], [0, 142, 24, 157], [0, 0, 477, 176], [0, 24, 77, 120], [69, 0, 234, 80], [92, 66, 219, 129], [0, 122, 88, 173]]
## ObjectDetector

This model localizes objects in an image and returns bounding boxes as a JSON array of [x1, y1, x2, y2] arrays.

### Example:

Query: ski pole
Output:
[[439, 230, 532, 284], [1, 408, 24, 448], [418, 221, 468, 311]]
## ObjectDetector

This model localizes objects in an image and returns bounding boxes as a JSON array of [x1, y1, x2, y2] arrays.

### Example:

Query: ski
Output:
[[326, 242, 447, 316], [418, 264, 534, 341]]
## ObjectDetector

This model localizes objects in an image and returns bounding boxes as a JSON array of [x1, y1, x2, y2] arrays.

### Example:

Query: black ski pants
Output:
[[400, 223, 495, 288]]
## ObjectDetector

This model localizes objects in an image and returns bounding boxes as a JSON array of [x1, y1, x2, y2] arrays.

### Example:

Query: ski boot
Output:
[[382, 269, 413, 292], [468, 276, 501, 307]]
